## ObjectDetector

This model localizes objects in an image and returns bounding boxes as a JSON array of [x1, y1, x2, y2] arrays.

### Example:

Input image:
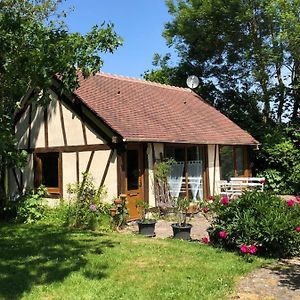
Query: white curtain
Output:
[[167, 162, 184, 198], [187, 161, 203, 201]]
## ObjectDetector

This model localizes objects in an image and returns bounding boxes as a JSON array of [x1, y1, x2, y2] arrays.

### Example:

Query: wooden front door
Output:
[[125, 143, 144, 220]]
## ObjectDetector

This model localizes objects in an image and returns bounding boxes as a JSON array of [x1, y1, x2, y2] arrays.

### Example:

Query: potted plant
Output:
[[136, 200, 156, 237], [171, 197, 193, 240], [111, 194, 128, 230]]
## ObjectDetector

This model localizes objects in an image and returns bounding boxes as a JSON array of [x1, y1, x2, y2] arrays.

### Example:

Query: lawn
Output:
[[0, 223, 271, 300]]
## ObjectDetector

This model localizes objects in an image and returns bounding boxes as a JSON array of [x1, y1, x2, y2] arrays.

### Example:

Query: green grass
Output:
[[0, 223, 272, 300]]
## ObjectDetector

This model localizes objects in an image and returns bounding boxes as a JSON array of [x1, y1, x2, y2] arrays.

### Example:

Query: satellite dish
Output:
[[186, 75, 199, 89]]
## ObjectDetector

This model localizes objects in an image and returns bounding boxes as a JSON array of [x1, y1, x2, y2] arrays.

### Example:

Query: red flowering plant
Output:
[[239, 244, 258, 261], [201, 191, 300, 257]]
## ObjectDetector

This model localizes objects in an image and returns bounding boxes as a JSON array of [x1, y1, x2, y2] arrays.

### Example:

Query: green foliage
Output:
[[161, 0, 300, 122], [154, 158, 175, 207], [135, 199, 149, 221], [154, 158, 175, 182], [15, 186, 48, 224], [174, 197, 191, 226], [0, 0, 122, 203], [111, 196, 128, 230], [42, 202, 71, 227], [260, 169, 284, 194], [66, 172, 111, 231], [257, 124, 300, 194], [204, 192, 300, 257]]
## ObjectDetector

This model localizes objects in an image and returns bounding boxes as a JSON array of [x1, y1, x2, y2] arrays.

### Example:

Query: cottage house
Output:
[[11, 72, 258, 219]]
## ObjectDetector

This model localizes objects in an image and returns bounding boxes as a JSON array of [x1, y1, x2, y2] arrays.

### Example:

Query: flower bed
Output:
[[201, 192, 300, 258]]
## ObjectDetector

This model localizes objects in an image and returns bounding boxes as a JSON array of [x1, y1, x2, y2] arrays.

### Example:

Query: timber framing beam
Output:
[[26, 144, 111, 153]]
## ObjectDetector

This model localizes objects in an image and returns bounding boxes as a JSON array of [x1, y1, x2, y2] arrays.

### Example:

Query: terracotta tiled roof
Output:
[[74, 73, 258, 145]]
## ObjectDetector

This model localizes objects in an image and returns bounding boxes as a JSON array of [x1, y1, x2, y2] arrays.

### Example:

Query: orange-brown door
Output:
[[125, 143, 144, 220]]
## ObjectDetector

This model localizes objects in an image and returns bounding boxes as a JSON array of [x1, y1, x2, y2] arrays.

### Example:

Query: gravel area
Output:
[[232, 258, 300, 300], [124, 213, 210, 240]]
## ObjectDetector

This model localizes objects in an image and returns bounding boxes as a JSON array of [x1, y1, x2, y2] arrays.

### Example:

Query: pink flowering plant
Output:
[[66, 172, 111, 230], [201, 191, 300, 257]]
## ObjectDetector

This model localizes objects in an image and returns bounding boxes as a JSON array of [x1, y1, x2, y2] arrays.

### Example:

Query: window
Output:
[[219, 146, 249, 180], [165, 145, 205, 201], [127, 149, 139, 190], [34, 152, 61, 195]]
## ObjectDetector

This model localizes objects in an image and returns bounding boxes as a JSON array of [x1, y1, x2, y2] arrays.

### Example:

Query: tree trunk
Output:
[[292, 60, 300, 121]]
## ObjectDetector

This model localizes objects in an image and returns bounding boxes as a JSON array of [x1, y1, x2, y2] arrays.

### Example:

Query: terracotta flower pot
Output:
[[110, 208, 117, 217], [114, 199, 123, 205]]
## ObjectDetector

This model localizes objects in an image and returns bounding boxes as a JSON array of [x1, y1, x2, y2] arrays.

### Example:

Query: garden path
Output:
[[123, 213, 300, 300]]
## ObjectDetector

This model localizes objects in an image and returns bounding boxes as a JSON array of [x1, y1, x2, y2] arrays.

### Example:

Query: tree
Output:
[[146, 0, 300, 124], [144, 0, 300, 194], [0, 0, 122, 204]]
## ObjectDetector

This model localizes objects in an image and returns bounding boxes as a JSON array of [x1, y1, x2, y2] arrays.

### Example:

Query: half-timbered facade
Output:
[[10, 72, 259, 219]]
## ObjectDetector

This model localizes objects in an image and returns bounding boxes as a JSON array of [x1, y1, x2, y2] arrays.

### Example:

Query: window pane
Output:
[[40, 153, 59, 188], [174, 148, 185, 161], [127, 150, 139, 190], [235, 147, 244, 176], [165, 146, 185, 161], [187, 146, 203, 161], [220, 146, 234, 180], [165, 146, 175, 159]]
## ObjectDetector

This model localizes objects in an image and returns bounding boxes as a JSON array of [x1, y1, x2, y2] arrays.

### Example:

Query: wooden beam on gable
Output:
[[85, 151, 95, 174], [100, 149, 114, 188], [58, 100, 68, 146], [81, 121, 88, 145], [12, 168, 22, 194], [79, 150, 95, 194], [51, 77, 123, 148], [27, 104, 32, 150], [30, 144, 110, 153], [44, 107, 49, 148], [76, 151, 79, 183]]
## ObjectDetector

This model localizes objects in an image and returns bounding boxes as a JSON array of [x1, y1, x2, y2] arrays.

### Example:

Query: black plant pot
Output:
[[137, 219, 156, 237], [171, 223, 193, 240]]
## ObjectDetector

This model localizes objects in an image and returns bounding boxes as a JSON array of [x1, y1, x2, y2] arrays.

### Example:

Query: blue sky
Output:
[[61, 0, 178, 78]]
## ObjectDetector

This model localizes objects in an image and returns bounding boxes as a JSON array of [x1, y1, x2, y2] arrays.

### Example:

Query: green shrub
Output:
[[257, 125, 300, 194], [66, 172, 112, 231], [16, 186, 47, 224], [42, 203, 71, 226], [202, 192, 300, 258]]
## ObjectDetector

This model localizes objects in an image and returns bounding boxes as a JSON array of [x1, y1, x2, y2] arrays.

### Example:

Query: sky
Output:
[[60, 0, 178, 78]]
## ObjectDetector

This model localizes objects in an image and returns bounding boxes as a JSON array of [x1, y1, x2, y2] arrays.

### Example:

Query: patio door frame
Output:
[[164, 143, 209, 199]]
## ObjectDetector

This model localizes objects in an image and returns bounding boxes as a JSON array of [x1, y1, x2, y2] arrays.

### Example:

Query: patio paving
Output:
[[124, 213, 210, 240]]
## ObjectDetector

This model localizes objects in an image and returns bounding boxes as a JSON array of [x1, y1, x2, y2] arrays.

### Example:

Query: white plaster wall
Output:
[[147, 143, 156, 207], [30, 104, 45, 148], [47, 97, 64, 147], [207, 144, 221, 195], [23, 154, 34, 190], [153, 143, 164, 160], [85, 124, 106, 145], [62, 150, 117, 202], [146, 143, 164, 207], [48, 92, 106, 146], [15, 106, 30, 149], [16, 91, 107, 151], [8, 169, 18, 198], [8, 154, 34, 198], [62, 152, 77, 197]]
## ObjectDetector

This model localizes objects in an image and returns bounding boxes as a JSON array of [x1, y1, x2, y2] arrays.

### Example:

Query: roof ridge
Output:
[[96, 72, 192, 92]]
